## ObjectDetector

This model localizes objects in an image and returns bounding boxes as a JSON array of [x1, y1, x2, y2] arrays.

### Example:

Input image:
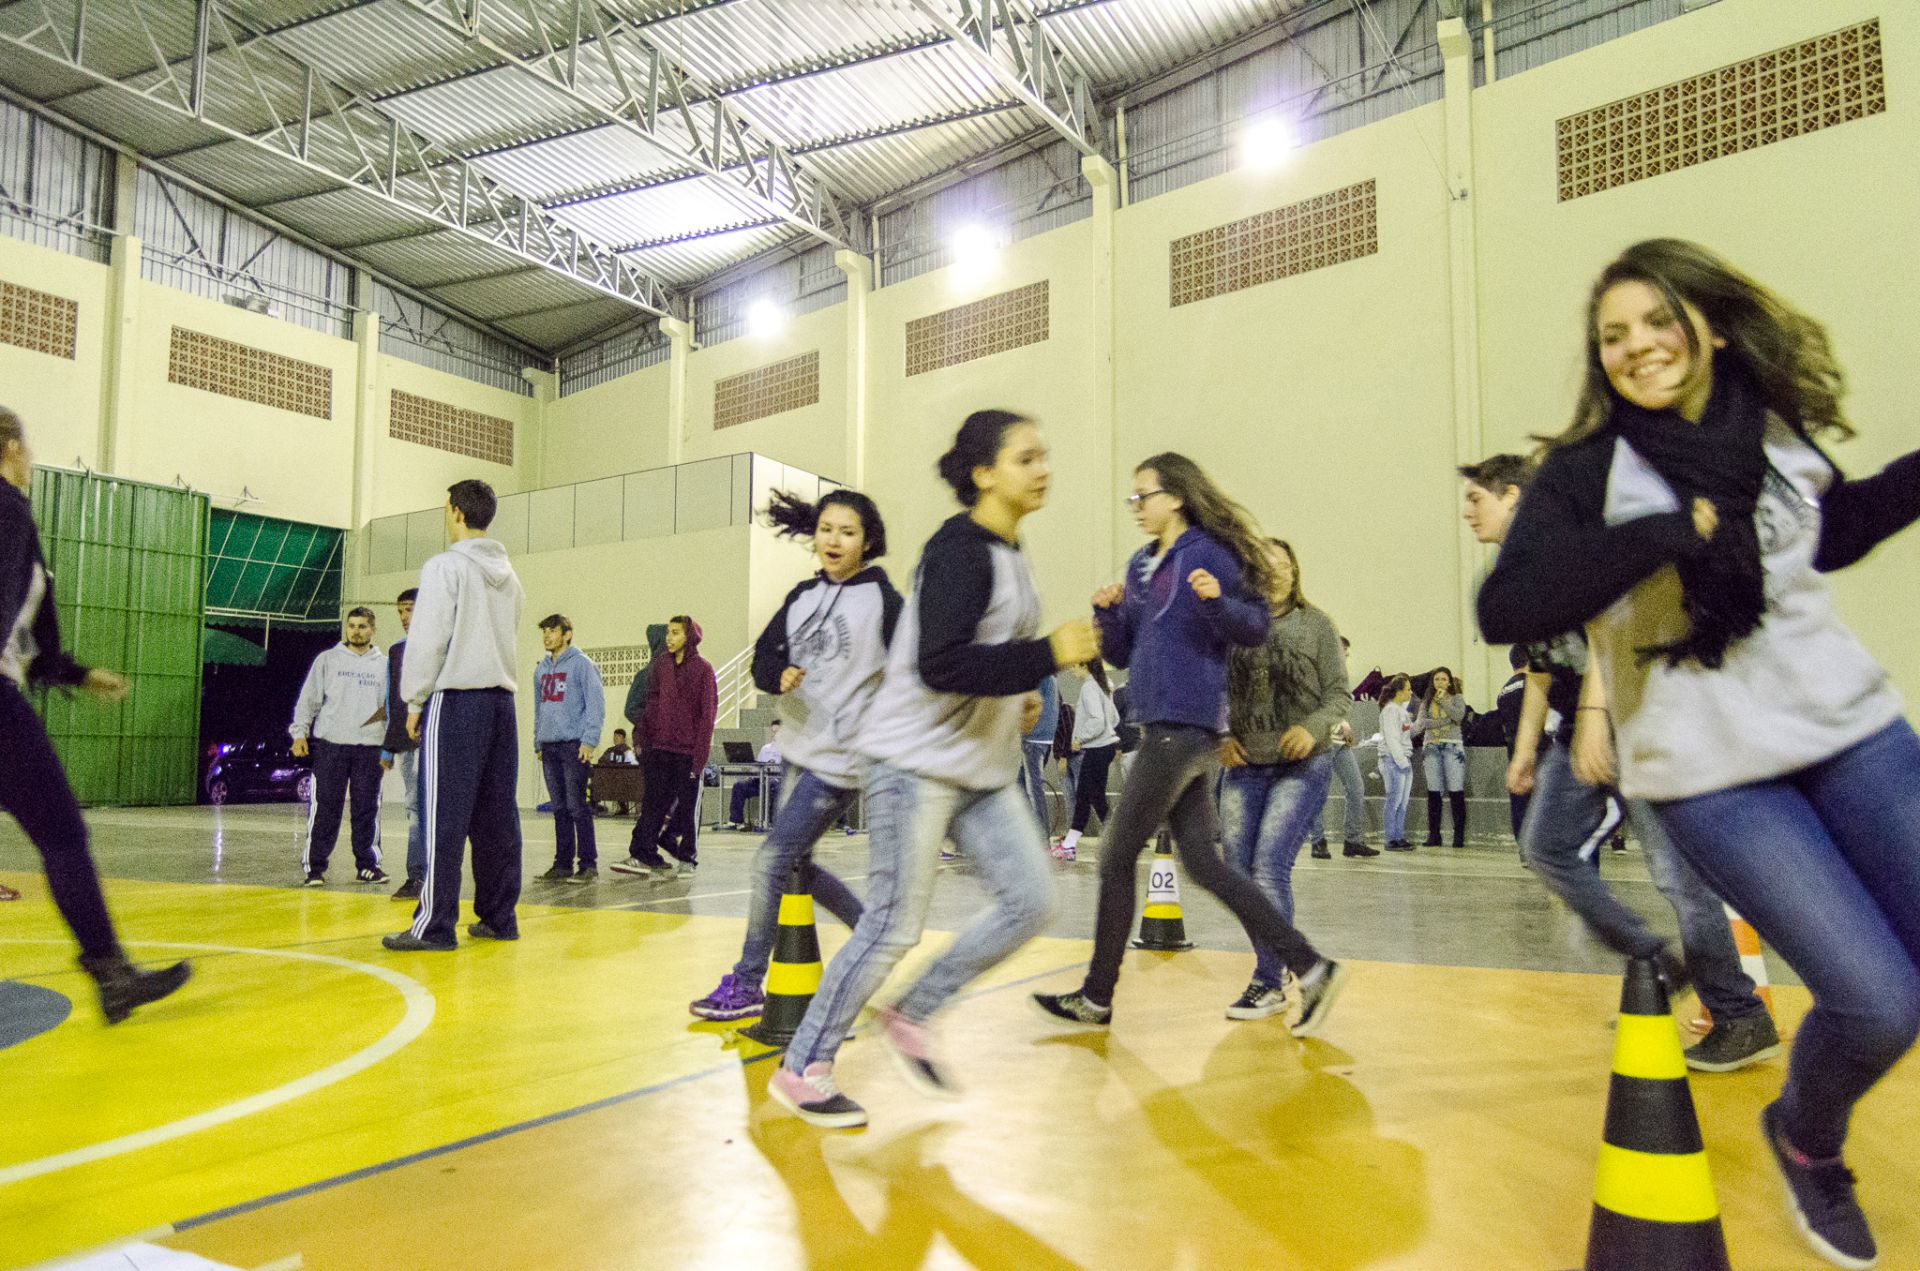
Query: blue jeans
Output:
[[1020, 741, 1054, 835], [733, 766, 863, 984], [1313, 746, 1367, 844], [1522, 743, 1761, 1020], [783, 760, 1053, 1073], [1422, 741, 1465, 793], [1379, 760, 1412, 841], [397, 748, 424, 882], [1652, 718, 1920, 1158], [1222, 755, 1333, 987], [539, 745, 598, 870]]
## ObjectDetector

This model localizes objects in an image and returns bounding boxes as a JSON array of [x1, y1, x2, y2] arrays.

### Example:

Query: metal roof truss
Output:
[[909, 0, 1103, 158]]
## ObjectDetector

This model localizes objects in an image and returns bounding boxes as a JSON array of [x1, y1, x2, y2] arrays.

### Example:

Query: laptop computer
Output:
[[722, 741, 760, 764]]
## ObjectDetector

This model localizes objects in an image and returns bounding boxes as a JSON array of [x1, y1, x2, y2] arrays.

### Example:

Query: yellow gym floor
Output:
[[4, 854, 1918, 1269]]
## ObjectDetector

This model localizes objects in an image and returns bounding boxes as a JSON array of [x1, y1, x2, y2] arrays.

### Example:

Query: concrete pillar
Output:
[[1083, 153, 1120, 594], [521, 368, 556, 489], [349, 288, 381, 531], [97, 232, 141, 476], [661, 316, 692, 467], [834, 249, 871, 489], [1439, 15, 1496, 692]]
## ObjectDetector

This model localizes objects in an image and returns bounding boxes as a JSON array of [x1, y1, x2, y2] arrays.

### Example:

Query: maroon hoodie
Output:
[[639, 618, 718, 762]]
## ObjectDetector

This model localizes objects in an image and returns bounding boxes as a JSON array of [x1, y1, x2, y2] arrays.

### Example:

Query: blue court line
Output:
[[167, 958, 1086, 1233]]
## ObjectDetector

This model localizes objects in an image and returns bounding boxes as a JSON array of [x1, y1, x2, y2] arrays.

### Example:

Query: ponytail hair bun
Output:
[[936, 409, 1029, 506]]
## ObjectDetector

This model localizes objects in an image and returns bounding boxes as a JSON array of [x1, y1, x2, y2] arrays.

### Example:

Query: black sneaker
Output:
[[1342, 840, 1380, 858], [467, 921, 519, 941], [568, 865, 597, 884], [357, 867, 389, 884], [1384, 840, 1414, 853], [536, 865, 572, 882], [1225, 981, 1287, 1021], [1290, 960, 1350, 1038], [1030, 990, 1112, 1028], [382, 931, 456, 952], [391, 878, 422, 902], [79, 955, 192, 1025], [1685, 1012, 1783, 1073], [302, 873, 325, 887], [1762, 1101, 1878, 1268], [1308, 841, 1331, 860]]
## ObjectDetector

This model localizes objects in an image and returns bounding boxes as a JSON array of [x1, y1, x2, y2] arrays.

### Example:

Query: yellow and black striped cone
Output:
[[1580, 955, 1731, 1271], [1130, 831, 1194, 951], [740, 864, 822, 1047]]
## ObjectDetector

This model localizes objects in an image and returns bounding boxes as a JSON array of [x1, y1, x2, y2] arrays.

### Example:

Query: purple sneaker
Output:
[[689, 972, 766, 1021]]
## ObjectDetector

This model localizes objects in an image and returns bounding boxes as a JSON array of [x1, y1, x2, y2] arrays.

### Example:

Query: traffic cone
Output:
[[1580, 955, 1730, 1271], [741, 864, 822, 1046], [1130, 830, 1194, 951], [1689, 907, 1777, 1035]]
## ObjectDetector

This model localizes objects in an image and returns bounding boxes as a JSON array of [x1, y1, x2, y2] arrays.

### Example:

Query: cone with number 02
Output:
[[1130, 830, 1194, 952], [741, 863, 822, 1046]]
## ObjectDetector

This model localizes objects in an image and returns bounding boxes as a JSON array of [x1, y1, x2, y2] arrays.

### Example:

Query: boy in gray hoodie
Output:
[[384, 479, 527, 952], [533, 614, 604, 882], [290, 606, 389, 885]]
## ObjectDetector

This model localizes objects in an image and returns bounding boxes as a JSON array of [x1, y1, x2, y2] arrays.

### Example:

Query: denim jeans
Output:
[[397, 748, 425, 882], [1084, 725, 1323, 1003], [1379, 761, 1412, 841], [783, 761, 1053, 1073], [1313, 746, 1367, 844], [539, 745, 598, 870], [1652, 718, 1920, 1158], [1521, 741, 1761, 1019], [1222, 755, 1334, 987], [1422, 741, 1466, 793], [1020, 741, 1054, 835], [733, 765, 863, 984]]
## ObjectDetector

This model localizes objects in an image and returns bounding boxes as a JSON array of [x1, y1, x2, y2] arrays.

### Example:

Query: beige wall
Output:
[[541, 360, 671, 486], [370, 352, 534, 521], [685, 303, 850, 481], [0, 238, 109, 468]]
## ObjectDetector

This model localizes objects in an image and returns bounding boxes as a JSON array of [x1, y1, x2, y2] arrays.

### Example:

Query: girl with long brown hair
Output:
[[1481, 239, 1920, 1268]]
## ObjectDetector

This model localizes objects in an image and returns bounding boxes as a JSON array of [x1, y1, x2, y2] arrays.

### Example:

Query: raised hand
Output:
[[1187, 568, 1220, 601], [1091, 583, 1125, 609], [1049, 618, 1100, 668]]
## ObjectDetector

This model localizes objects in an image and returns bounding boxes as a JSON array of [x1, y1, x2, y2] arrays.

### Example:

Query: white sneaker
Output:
[[608, 858, 654, 878], [1225, 981, 1288, 1021]]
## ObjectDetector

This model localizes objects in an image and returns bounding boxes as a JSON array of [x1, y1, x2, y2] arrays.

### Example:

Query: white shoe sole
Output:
[[767, 1075, 867, 1129], [1788, 1202, 1878, 1269], [1225, 1001, 1287, 1021]]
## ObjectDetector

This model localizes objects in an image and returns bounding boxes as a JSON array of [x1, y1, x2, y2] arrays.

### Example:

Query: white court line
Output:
[[0, 941, 435, 1188]]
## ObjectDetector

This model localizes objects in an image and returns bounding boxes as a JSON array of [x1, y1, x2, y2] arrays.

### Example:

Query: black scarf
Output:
[[1610, 365, 1769, 669]]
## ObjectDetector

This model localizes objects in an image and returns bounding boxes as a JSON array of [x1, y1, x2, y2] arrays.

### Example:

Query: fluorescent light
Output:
[[949, 223, 1002, 286], [1240, 117, 1298, 170], [745, 299, 788, 338]]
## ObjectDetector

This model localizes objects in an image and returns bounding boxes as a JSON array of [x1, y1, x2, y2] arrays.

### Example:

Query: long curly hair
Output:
[[1137, 452, 1277, 597], [764, 488, 887, 561], [1541, 238, 1851, 451]]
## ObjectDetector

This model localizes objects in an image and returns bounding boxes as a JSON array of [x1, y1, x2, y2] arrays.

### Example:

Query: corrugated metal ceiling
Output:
[[0, 0, 1309, 351]]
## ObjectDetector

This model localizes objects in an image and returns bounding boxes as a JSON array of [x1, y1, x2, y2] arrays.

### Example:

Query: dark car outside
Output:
[[203, 740, 313, 805]]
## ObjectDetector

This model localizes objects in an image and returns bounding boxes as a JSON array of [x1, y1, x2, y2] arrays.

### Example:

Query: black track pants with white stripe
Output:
[[304, 740, 383, 875], [410, 688, 522, 944]]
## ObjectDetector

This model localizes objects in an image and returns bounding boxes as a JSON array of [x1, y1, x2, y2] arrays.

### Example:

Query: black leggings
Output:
[[1083, 724, 1321, 1003], [0, 680, 120, 959], [1071, 744, 1117, 832]]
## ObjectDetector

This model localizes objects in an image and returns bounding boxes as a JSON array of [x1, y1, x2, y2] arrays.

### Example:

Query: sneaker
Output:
[[1762, 1101, 1878, 1269], [568, 865, 597, 884], [675, 859, 699, 878], [609, 857, 655, 878], [1290, 960, 1350, 1038], [690, 973, 766, 1021], [1030, 990, 1112, 1029], [357, 867, 389, 884], [938, 848, 958, 862], [1686, 1012, 1783, 1073], [79, 955, 192, 1025], [877, 1006, 960, 1100], [768, 1061, 868, 1129], [536, 865, 572, 882], [843, 826, 858, 836], [302, 873, 325, 887], [466, 921, 518, 941], [1383, 840, 1414, 853], [0, 883, 20, 901], [1225, 981, 1288, 1021], [391, 878, 422, 902], [382, 931, 456, 952], [1309, 841, 1331, 860], [1342, 840, 1380, 858]]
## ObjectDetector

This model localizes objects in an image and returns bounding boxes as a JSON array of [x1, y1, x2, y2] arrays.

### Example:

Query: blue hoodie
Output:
[[1095, 527, 1270, 735], [533, 644, 605, 748]]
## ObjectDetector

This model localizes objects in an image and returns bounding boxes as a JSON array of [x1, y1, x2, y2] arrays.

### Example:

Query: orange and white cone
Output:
[[1130, 831, 1194, 951], [1688, 905, 1776, 1034]]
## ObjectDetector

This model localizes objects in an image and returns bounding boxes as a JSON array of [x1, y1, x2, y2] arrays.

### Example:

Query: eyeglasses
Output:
[[1125, 489, 1167, 508]]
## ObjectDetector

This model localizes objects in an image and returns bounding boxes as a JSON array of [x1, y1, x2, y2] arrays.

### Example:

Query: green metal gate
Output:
[[28, 468, 208, 806]]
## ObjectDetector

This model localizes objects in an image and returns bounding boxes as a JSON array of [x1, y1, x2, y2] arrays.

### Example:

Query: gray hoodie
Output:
[[401, 537, 525, 708], [290, 642, 388, 745]]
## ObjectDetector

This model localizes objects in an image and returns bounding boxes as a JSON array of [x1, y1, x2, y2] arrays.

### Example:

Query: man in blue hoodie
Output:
[[384, 479, 527, 952], [533, 613, 604, 883]]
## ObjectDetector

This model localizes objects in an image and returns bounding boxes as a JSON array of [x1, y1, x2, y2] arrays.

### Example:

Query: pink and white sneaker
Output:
[[768, 1061, 867, 1128], [876, 1005, 960, 1100]]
